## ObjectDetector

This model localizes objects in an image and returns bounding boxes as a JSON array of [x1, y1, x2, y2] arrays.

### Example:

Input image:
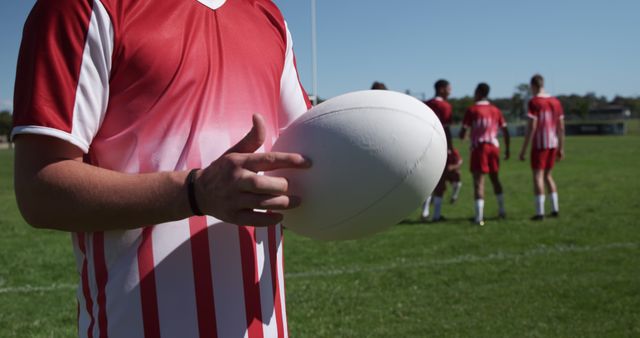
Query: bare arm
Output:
[[557, 118, 565, 160], [14, 115, 308, 232], [444, 126, 453, 151], [519, 118, 537, 161], [459, 126, 467, 141], [502, 126, 510, 160], [447, 160, 463, 172]]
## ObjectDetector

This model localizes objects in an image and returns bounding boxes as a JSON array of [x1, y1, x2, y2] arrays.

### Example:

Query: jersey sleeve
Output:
[[11, 0, 114, 153], [278, 22, 311, 131]]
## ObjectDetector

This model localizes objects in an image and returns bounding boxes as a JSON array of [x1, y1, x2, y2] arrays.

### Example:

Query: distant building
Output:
[[587, 106, 631, 120]]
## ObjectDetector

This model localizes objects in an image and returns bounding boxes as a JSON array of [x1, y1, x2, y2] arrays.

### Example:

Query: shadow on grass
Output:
[[398, 215, 524, 226]]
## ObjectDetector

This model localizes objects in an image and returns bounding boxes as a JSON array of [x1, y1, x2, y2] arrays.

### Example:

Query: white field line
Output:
[[0, 242, 637, 294]]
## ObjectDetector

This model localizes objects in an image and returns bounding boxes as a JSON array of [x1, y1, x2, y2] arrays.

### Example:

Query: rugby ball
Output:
[[270, 90, 446, 240]]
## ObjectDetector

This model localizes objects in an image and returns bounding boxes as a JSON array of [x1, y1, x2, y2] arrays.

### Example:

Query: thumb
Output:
[[225, 114, 267, 154]]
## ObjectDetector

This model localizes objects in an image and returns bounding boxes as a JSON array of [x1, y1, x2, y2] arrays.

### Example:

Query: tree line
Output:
[[446, 84, 640, 123], [1, 89, 640, 141]]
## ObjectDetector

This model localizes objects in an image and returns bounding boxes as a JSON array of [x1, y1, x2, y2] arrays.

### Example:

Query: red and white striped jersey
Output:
[[527, 94, 564, 149], [462, 100, 506, 149], [12, 0, 310, 337]]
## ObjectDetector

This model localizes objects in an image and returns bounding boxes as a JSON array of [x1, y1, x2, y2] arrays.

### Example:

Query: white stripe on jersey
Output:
[[71, 0, 113, 153], [535, 111, 558, 149], [256, 227, 278, 337], [209, 222, 250, 338], [279, 22, 309, 131], [102, 229, 145, 338], [84, 233, 101, 338], [152, 220, 200, 338], [74, 234, 93, 338]]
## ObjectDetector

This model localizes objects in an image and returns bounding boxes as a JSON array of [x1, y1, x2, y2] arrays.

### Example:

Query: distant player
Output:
[[518, 74, 565, 220], [422, 148, 464, 219], [460, 83, 510, 226], [421, 79, 458, 221], [371, 81, 388, 90]]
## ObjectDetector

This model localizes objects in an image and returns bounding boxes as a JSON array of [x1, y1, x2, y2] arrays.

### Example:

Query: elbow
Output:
[[15, 188, 46, 229], [14, 179, 56, 230]]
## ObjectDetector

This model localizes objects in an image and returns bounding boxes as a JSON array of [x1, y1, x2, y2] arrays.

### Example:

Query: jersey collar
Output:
[[476, 100, 490, 105], [197, 0, 227, 10], [434, 96, 445, 101], [535, 93, 552, 98]]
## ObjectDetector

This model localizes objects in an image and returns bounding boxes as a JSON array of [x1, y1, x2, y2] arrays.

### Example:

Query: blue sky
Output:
[[1, 0, 639, 111]]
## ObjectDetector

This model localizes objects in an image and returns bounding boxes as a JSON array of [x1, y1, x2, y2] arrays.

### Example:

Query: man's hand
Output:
[[194, 114, 311, 227], [504, 149, 510, 160], [557, 148, 564, 161], [519, 150, 526, 161]]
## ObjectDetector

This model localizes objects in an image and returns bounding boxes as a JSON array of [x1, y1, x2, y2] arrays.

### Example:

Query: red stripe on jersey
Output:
[[137, 227, 161, 338], [239, 226, 264, 338], [78, 233, 95, 338], [93, 232, 109, 338], [188, 216, 218, 338], [268, 226, 285, 337]]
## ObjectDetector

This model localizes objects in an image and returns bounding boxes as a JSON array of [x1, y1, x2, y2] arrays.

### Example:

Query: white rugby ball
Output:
[[270, 90, 446, 240]]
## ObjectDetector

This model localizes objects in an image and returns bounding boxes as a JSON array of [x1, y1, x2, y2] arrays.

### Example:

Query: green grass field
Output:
[[1, 134, 639, 337]]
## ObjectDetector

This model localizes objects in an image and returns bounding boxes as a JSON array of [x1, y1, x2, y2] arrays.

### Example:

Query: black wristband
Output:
[[187, 169, 204, 216]]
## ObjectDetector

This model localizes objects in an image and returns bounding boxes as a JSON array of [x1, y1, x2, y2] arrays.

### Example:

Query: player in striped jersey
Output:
[[519, 74, 565, 220], [421, 79, 455, 222], [12, 1, 310, 337], [460, 83, 510, 226]]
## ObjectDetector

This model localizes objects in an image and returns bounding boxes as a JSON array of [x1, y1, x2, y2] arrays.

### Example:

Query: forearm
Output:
[[521, 123, 535, 154], [448, 163, 462, 171], [15, 115, 308, 231], [444, 126, 453, 150], [459, 127, 467, 140], [16, 158, 192, 232], [503, 128, 511, 153], [558, 120, 565, 151]]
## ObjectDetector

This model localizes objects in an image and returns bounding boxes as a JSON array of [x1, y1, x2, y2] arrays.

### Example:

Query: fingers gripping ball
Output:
[[269, 90, 447, 240]]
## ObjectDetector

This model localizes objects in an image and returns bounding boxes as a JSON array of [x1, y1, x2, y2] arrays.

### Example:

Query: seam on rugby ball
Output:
[[296, 106, 438, 129], [320, 122, 446, 233]]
